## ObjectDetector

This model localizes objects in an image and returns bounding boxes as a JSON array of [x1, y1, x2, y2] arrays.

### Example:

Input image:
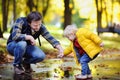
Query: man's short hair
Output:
[[27, 11, 42, 23]]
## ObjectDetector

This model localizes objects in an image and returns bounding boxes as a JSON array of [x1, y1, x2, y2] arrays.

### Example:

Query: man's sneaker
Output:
[[87, 74, 92, 79], [14, 65, 25, 74], [22, 62, 33, 73], [75, 74, 87, 79]]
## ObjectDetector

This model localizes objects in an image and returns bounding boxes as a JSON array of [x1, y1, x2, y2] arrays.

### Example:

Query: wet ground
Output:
[[0, 52, 120, 80]]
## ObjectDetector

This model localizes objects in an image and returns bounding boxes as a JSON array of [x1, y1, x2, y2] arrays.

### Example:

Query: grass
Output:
[[100, 33, 120, 49], [1, 27, 120, 80], [1, 26, 120, 52]]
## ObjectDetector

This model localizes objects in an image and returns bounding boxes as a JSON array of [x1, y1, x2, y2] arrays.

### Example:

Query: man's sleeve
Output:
[[40, 25, 60, 48], [11, 18, 26, 41]]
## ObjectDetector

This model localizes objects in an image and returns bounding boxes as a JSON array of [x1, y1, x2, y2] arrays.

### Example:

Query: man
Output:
[[6, 11, 64, 75]]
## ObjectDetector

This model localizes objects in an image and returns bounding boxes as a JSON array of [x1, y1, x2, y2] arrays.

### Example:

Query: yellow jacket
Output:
[[64, 28, 103, 64]]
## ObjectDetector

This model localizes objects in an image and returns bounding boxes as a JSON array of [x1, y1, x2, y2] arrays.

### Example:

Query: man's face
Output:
[[29, 20, 42, 31]]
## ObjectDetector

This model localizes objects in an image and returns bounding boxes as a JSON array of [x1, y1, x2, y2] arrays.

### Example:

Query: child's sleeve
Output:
[[64, 44, 72, 56], [83, 29, 102, 44], [90, 32, 102, 44]]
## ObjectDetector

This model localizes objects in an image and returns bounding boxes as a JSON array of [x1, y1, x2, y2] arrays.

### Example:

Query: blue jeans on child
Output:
[[74, 47, 92, 75], [7, 41, 46, 66]]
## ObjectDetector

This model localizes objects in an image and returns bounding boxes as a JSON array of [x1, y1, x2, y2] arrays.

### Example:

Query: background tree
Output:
[[13, 0, 16, 22], [95, 0, 102, 34], [1, 0, 120, 38], [42, 0, 50, 18], [0, 25, 3, 38], [27, 0, 35, 12], [1, 0, 10, 38], [103, 0, 114, 27], [64, 0, 73, 29], [104, 1, 108, 26], [35, 0, 39, 11], [0, 0, 2, 38]]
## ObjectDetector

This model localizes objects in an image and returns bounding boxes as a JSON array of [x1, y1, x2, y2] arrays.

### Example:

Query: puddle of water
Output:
[[0, 56, 120, 80], [32, 58, 77, 80], [0, 63, 14, 80]]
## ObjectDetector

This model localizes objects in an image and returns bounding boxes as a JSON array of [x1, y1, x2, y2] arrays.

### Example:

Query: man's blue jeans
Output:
[[74, 47, 91, 75], [7, 41, 46, 66]]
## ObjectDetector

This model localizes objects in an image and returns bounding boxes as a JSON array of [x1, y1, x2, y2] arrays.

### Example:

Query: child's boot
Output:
[[75, 74, 87, 80], [87, 74, 92, 79]]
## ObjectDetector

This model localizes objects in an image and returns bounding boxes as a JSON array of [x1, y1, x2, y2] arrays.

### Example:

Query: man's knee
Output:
[[39, 53, 46, 61], [35, 53, 46, 62], [16, 41, 27, 50]]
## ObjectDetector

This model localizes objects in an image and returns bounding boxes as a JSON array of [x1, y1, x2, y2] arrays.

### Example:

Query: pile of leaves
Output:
[[0, 51, 8, 64], [0, 50, 13, 64]]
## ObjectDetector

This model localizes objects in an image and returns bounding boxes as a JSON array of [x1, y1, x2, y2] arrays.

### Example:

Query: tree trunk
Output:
[[13, 0, 16, 22], [42, 0, 49, 17], [0, 24, 3, 38], [110, 0, 113, 24], [27, 0, 34, 12], [41, 0, 50, 23], [63, 0, 72, 29], [95, 0, 102, 34], [104, 1, 108, 26], [2, 0, 9, 32], [35, 0, 39, 11]]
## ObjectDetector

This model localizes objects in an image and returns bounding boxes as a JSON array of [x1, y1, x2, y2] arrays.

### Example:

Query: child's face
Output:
[[66, 33, 76, 41]]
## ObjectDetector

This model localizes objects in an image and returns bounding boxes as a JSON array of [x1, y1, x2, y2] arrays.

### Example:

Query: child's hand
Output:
[[100, 42, 104, 47], [55, 44, 64, 58], [57, 53, 64, 58]]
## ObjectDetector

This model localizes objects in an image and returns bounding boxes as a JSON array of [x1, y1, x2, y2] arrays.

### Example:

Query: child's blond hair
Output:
[[63, 24, 78, 37]]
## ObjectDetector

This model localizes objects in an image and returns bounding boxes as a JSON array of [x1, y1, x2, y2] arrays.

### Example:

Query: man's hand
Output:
[[25, 35, 36, 45], [55, 44, 64, 58]]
